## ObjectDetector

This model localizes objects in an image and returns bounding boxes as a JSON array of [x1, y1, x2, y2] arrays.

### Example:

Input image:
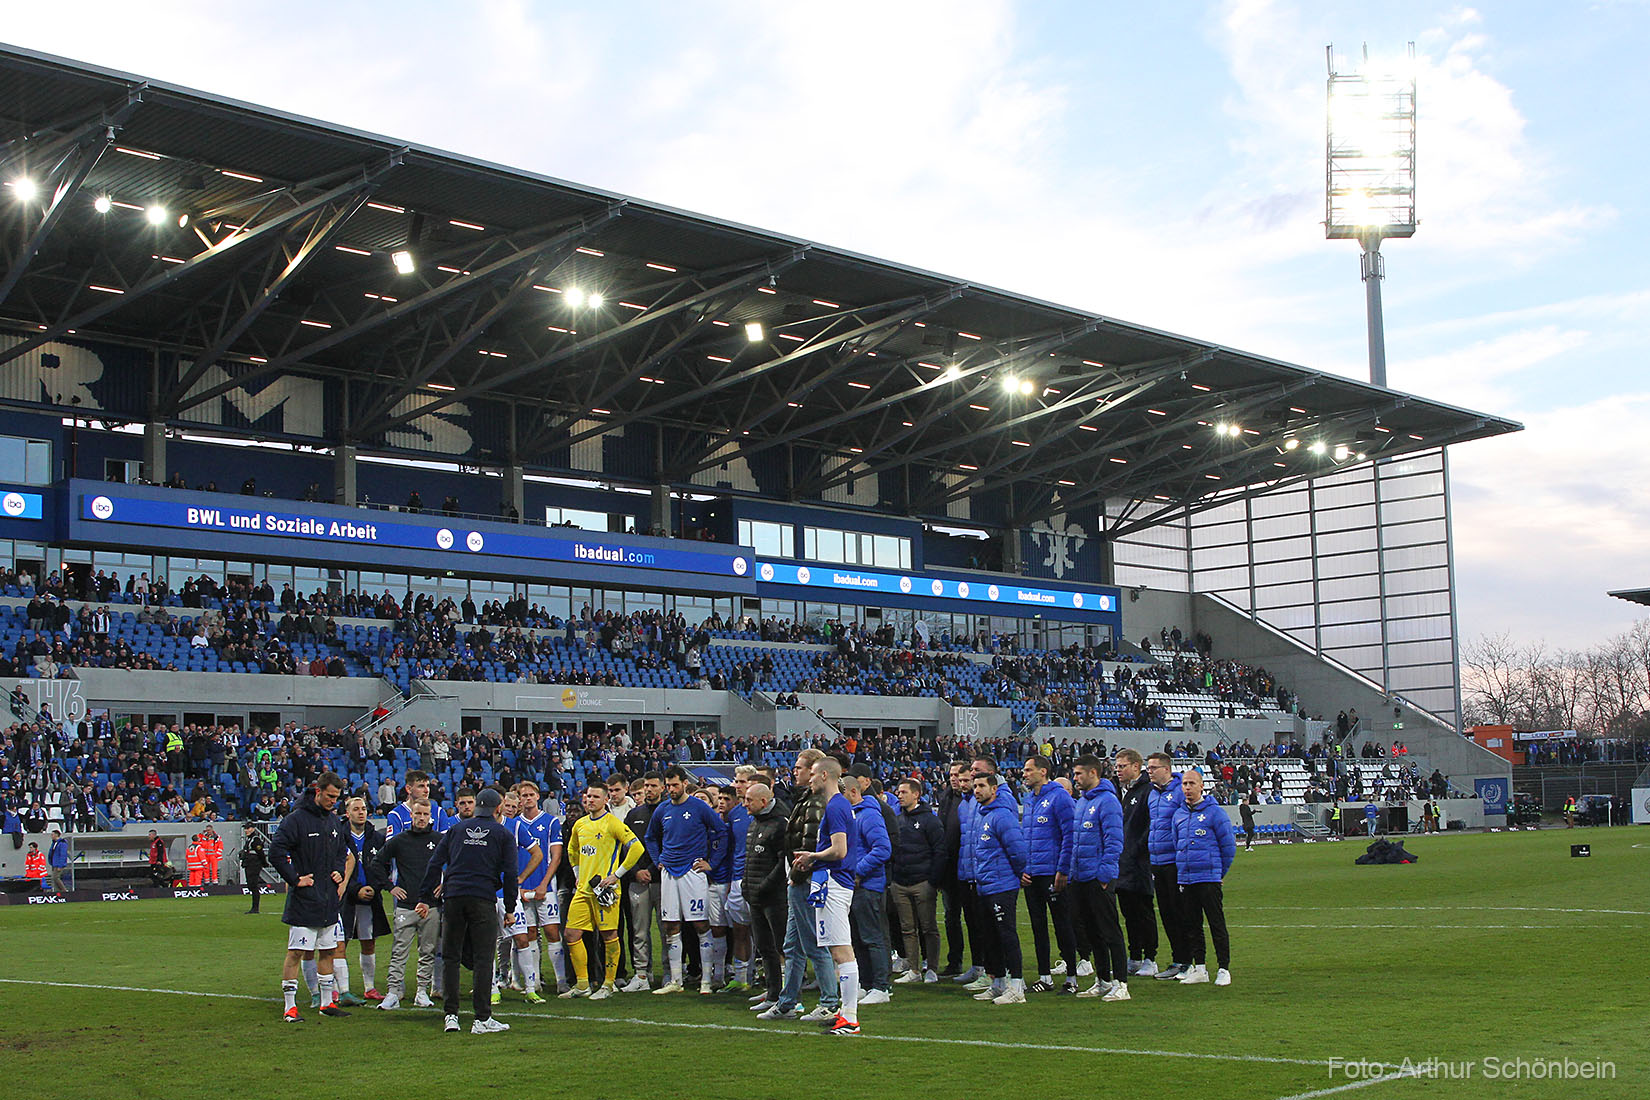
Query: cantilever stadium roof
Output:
[[0, 44, 1520, 534]]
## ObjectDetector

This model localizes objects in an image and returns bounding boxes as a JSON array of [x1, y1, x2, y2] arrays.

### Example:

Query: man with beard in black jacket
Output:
[[621, 771, 664, 992], [1112, 749, 1159, 977], [741, 782, 789, 1011], [890, 778, 944, 984], [934, 761, 973, 977], [271, 772, 350, 1022]]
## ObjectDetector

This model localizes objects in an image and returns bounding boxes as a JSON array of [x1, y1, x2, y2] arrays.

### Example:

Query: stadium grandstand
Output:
[[0, 43, 1520, 865]]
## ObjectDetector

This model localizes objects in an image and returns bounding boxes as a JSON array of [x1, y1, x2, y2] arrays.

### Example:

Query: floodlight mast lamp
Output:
[[1325, 41, 1417, 389]]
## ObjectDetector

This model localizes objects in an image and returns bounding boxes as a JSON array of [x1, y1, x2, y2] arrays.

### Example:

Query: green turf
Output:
[[2, 828, 1644, 1100]]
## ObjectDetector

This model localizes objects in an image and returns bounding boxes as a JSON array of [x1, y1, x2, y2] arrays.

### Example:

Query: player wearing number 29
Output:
[[643, 765, 729, 994]]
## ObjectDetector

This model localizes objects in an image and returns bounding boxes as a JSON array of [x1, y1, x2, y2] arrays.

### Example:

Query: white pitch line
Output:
[[1236, 923, 1573, 930], [1272, 1069, 1416, 1100], [1230, 904, 1650, 917], [0, 977, 266, 1001], [0, 976, 1402, 1074], [492, 1006, 1388, 1068]]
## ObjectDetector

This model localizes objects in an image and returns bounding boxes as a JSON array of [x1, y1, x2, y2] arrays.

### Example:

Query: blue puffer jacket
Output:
[[851, 797, 892, 893], [1172, 796, 1236, 884], [1147, 773, 1184, 867], [1022, 782, 1076, 877], [1070, 780, 1123, 883], [958, 786, 1019, 882], [971, 794, 1028, 896]]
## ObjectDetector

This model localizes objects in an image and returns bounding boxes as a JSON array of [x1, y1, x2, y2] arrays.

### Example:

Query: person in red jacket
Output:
[[186, 835, 206, 886], [202, 826, 223, 883], [24, 842, 47, 884]]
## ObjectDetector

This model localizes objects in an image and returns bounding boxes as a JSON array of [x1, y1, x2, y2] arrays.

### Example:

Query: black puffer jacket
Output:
[[785, 783, 826, 886], [271, 791, 348, 928], [1117, 774, 1154, 894], [742, 800, 789, 905]]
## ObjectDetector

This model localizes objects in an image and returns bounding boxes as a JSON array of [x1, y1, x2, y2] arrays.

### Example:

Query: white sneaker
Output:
[[1214, 968, 1231, 987], [621, 976, 651, 993], [377, 992, 402, 1011], [891, 957, 910, 975], [992, 985, 1027, 1005], [1136, 959, 1159, 978], [653, 981, 685, 995], [893, 970, 920, 985], [1075, 979, 1113, 998], [962, 974, 992, 992], [1102, 982, 1132, 1002], [1126, 958, 1142, 975], [1179, 964, 1210, 984], [953, 965, 983, 983], [559, 985, 590, 999], [1076, 959, 1094, 977], [443, 1014, 460, 1032], [413, 990, 434, 1008], [471, 1017, 510, 1033], [973, 988, 998, 1001], [1051, 959, 1068, 977], [800, 1004, 837, 1022], [859, 989, 891, 1005], [749, 999, 776, 1012], [923, 969, 939, 984], [748, 991, 770, 1003], [589, 984, 616, 1000]]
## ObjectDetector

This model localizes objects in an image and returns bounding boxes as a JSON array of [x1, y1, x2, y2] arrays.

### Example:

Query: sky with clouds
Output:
[[5, 0, 1646, 648]]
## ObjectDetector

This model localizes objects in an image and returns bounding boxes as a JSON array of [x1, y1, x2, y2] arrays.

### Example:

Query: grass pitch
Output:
[[2, 827, 1644, 1100]]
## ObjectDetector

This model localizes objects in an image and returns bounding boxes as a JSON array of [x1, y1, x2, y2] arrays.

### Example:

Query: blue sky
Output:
[[6, 0, 1647, 647]]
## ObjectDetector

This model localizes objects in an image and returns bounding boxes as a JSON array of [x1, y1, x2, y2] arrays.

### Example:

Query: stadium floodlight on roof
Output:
[[1326, 41, 1416, 389]]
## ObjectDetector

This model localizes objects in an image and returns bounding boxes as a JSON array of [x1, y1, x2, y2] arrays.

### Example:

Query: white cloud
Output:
[[1449, 393, 1650, 646]]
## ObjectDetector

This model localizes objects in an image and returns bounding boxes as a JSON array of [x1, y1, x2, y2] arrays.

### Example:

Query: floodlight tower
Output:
[[1326, 42, 1416, 388]]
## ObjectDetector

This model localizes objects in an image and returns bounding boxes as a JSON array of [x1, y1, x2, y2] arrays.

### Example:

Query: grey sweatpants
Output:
[[385, 906, 440, 995]]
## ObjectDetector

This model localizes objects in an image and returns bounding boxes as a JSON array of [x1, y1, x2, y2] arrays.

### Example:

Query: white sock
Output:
[[318, 973, 336, 1004], [301, 959, 319, 994], [1039, 973, 1051, 984], [697, 932, 716, 985], [838, 960, 860, 1023], [361, 953, 376, 991], [736, 953, 751, 983], [546, 941, 564, 988], [522, 942, 540, 991], [281, 979, 297, 1011], [667, 934, 684, 983], [333, 958, 350, 994], [709, 935, 727, 985]]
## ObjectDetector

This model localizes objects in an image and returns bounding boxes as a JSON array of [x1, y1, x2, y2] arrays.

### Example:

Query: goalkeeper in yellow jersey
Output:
[[560, 780, 644, 999]]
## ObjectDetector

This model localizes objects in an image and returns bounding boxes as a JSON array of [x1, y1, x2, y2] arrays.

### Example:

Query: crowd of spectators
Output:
[[1521, 735, 1650, 766]]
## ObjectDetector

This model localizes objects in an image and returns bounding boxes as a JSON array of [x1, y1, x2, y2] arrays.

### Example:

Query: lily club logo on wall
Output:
[[759, 562, 775, 581], [90, 495, 115, 519], [732, 556, 748, 576], [436, 528, 455, 549], [2, 492, 25, 516]]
